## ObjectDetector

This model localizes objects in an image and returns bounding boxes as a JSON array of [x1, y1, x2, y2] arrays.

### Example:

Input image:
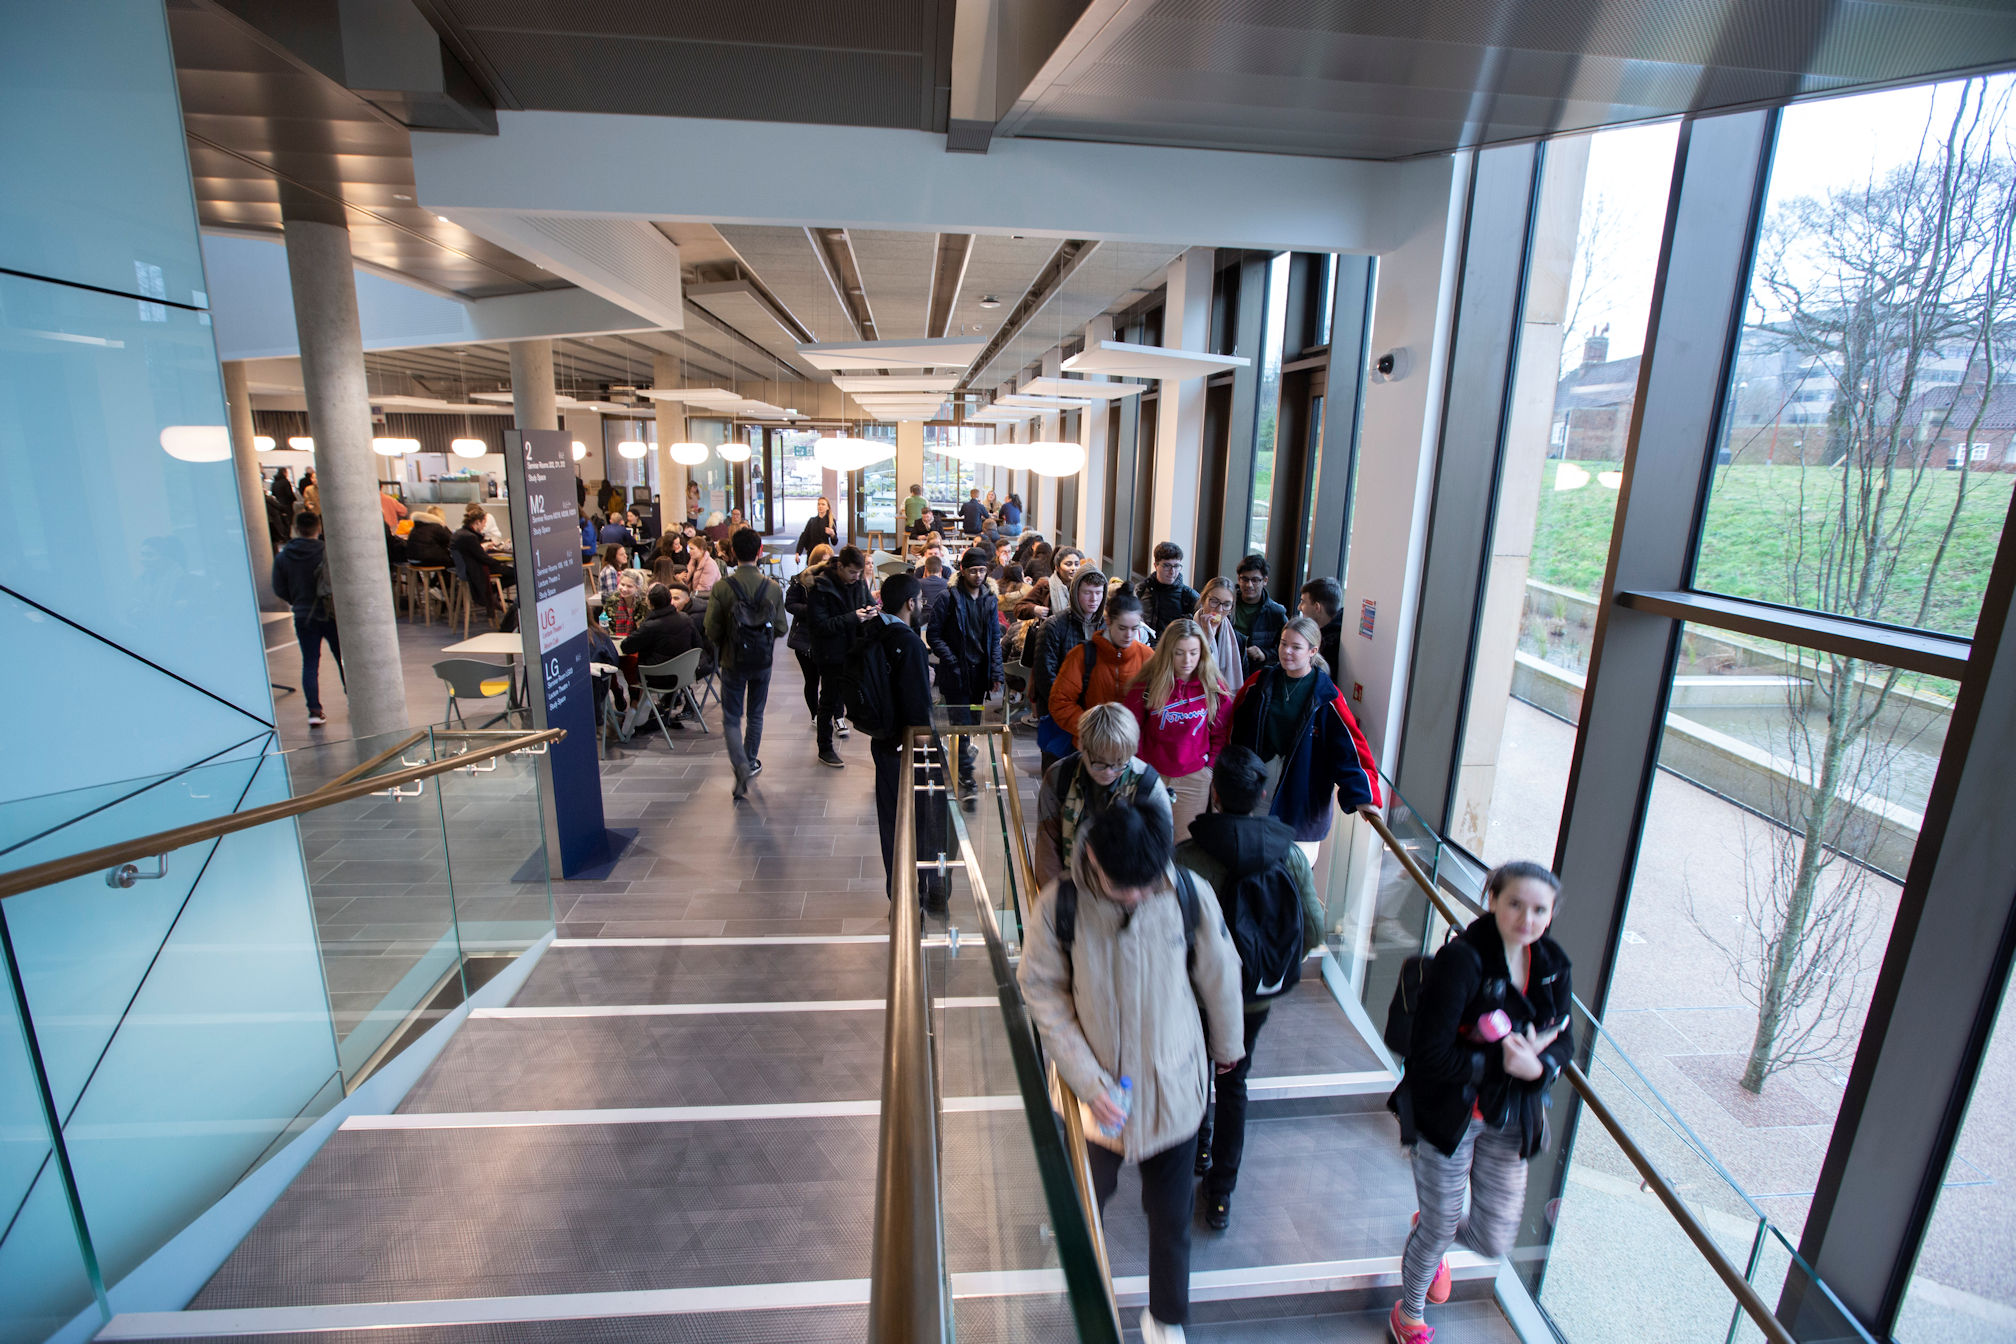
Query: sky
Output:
[[1565, 73, 2016, 370]]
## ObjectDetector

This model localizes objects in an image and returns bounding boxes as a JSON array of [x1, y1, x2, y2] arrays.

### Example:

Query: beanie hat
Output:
[[880, 572, 920, 613]]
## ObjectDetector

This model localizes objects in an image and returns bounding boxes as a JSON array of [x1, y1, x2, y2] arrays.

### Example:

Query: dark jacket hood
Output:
[[1184, 812, 1298, 875], [277, 537, 324, 562]]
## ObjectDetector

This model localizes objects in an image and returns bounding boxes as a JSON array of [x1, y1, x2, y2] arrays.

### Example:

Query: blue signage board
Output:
[[504, 428, 609, 877]]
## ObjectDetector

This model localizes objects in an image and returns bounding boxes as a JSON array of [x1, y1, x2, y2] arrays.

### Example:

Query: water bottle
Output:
[[1100, 1076, 1133, 1140]]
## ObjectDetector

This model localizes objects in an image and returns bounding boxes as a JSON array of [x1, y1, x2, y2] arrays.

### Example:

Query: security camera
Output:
[[1371, 348, 1411, 383]]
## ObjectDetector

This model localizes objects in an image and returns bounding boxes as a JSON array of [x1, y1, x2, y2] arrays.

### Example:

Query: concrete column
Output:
[[1149, 248, 1213, 563], [896, 419, 925, 513], [509, 340, 558, 431], [280, 185, 410, 736], [562, 407, 601, 512], [1076, 316, 1114, 566], [651, 354, 686, 525], [1031, 360, 1060, 540], [223, 360, 283, 611]]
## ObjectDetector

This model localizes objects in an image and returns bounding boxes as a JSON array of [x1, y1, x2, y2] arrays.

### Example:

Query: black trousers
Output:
[[1198, 1007, 1270, 1200], [816, 662, 847, 751], [796, 652, 822, 718], [872, 735, 948, 903], [1088, 1132, 1197, 1326]]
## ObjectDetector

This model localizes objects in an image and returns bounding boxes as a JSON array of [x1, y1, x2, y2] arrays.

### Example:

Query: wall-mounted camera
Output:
[[1370, 348, 1412, 383]]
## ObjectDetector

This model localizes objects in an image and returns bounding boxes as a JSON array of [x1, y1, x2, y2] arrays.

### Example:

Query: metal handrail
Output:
[[1360, 810, 1797, 1344], [322, 729, 431, 789], [941, 724, 1123, 1342], [0, 727, 566, 902], [866, 727, 951, 1342]]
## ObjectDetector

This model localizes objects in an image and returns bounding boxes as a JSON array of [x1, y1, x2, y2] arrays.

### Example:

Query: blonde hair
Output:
[[1279, 615, 1330, 675], [808, 543, 833, 567], [1128, 617, 1229, 720], [1198, 576, 1235, 612], [1076, 702, 1140, 762]]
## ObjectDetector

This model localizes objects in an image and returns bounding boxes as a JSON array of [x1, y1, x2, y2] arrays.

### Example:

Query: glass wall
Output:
[[1244, 252, 1291, 557], [1448, 121, 1680, 863], [1698, 77, 2016, 641]]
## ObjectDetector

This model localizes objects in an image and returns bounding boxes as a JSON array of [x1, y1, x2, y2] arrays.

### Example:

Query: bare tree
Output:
[[1560, 191, 1617, 375], [1692, 78, 2016, 1094]]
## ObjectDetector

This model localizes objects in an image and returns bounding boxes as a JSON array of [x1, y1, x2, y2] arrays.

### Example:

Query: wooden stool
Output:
[[407, 565, 447, 625]]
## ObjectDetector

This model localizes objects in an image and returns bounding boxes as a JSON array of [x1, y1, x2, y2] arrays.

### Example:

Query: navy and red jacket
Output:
[[1227, 665, 1382, 842]]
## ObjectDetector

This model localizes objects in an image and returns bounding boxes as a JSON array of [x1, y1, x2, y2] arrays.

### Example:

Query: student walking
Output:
[[1019, 802, 1247, 1344], [785, 544, 833, 719], [1034, 702, 1173, 888], [271, 511, 341, 728], [1030, 568, 1108, 774], [704, 528, 785, 801], [852, 573, 944, 909], [1135, 541, 1201, 635], [808, 546, 874, 766], [1047, 589, 1152, 750], [1175, 746, 1325, 1230], [925, 547, 1001, 802], [1299, 577, 1344, 678], [1390, 862, 1572, 1344], [1122, 616, 1232, 838], [1227, 616, 1381, 862], [1193, 576, 1244, 679], [1230, 554, 1288, 669]]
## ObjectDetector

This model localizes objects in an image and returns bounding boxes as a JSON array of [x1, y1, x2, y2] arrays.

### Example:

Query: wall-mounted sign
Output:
[[1359, 599, 1377, 640]]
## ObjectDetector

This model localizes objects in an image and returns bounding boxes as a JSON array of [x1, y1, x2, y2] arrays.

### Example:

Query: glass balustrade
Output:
[[0, 723, 554, 1342]]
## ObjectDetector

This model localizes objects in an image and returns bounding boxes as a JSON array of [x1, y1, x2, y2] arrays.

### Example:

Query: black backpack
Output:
[[1383, 937, 1479, 1058], [1054, 867, 1201, 973], [726, 571, 778, 669], [841, 620, 898, 740], [1221, 863, 1306, 1002]]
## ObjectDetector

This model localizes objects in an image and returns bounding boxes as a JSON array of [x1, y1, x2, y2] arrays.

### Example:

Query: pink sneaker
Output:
[[1410, 1212, 1452, 1304], [1389, 1302, 1435, 1344]]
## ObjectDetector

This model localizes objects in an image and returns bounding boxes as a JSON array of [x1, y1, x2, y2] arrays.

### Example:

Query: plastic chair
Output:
[[638, 649, 709, 745], [434, 658, 513, 727], [876, 558, 911, 579], [869, 549, 903, 570]]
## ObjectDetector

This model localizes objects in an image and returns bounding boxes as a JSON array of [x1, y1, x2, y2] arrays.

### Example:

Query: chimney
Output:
[[1582, 325, 1609, 368]]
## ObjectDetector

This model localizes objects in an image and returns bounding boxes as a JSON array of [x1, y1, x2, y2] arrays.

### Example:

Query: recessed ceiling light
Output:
[[978, 296, 1001, 309], [393, 193, 412, 202]]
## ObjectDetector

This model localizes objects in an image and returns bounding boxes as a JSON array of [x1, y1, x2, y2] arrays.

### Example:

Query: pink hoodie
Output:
[[1124, 677, 1233, 780]]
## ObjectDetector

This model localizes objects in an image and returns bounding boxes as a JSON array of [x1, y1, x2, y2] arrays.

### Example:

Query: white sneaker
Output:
[[836, 717, 851, 738], [1139, 1308, 1185, 1343]]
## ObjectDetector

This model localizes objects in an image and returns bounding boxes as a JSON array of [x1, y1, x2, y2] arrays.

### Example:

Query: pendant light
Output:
[[617, 439, 649, 459], [450, 438, 486, 458], [159, 425, 231, 463], [717, 440, 751, 464], [571, 441, 588, 461]]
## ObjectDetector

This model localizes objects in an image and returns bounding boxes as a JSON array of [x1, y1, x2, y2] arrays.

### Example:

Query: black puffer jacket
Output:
[[785, 566, 819, 655], [925, 583, 1001, 704], [807, 565, 872, 666], [405, 519, 453, 568], [1404, 914, 1573, 1160], [1135, 576, 1200, 635]]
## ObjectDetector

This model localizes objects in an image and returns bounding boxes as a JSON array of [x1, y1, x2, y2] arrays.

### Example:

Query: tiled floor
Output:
[[168, 607, 1519, 1342]]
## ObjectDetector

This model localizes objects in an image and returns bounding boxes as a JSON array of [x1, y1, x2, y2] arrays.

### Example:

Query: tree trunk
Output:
[[1741, 660, 1856, 1093]]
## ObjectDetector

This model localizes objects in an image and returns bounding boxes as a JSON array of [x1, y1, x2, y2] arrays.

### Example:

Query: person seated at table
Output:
[[454, 505, 515, 615], [378, 487, 409, 529], [579, 510, 597, 562], [650, 554, 682, 591], [685, 534, 723, 596], [629, 507, 659, 546], [466, 500, 502, 547], [605, 569, 648, 637], [624, 582, 709, 728], [702, 511, 734, 545], [907, 507, 939, 541], [598, 511, 639, 549], [661, 526, 693, 572], [406, 506, 453, 569], [595, 543, 628, 598]]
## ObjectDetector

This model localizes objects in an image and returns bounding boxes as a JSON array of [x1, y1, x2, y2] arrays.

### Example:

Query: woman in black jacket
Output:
[[405, 508, 453, 567], [795, 497, 839, 558], [1391, 861, 1572, 1344], [785, 545, 833, 718]]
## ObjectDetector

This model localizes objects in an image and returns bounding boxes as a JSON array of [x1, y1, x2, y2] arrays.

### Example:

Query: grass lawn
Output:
[[1529, 460, 2013, 638]]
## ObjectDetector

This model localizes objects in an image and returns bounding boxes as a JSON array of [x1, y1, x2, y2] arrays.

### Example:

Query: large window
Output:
[[1698, 77, 2016, 639], [1245, 252, 1291, 556], [1450, 121, 1679, 864]]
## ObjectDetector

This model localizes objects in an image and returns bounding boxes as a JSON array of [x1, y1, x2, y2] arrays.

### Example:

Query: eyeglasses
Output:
[[1204, 598, 1234, 611], [1082, 757, 1127, 773]]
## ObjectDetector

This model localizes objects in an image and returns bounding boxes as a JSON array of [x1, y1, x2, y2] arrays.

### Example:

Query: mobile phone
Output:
[[1471, 1009, 1513, 1043]]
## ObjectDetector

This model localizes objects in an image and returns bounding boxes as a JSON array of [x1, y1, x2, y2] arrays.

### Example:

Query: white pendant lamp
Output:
[[1022, 440, 1086, 477], [668, 441, 710, 466], [717, 442, 751, 464], [617, 439, 649, 459], [372, 436, 419, 456], [571, 441, 588, 461], [253, 435, 275, 452], [287, 436, 314, 452], [158, 425, 231, 463], [450, 437, 486, 458], [812, 434, 894, 473]]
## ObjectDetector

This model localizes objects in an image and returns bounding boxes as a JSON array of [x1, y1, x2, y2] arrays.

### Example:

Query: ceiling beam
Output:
[[926, 234, 974, 337]]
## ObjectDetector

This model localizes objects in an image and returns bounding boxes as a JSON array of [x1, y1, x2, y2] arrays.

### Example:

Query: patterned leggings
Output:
[[1401, 1115, 1527, 1317]]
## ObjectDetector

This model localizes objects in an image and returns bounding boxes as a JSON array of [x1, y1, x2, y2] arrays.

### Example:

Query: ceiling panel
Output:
[[713, 226, 858, 342], [846, 230, 938, 341], [968, 240, 1183, 389], [1005, 0, 2016, 159]]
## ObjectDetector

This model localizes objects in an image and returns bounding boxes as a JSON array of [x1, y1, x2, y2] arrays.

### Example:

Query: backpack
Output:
[[1384, 936, 1481, 1057], [1054, 867, 1201, 974], [312, 557, 335, 621], [841, 620, 898, 740], [726, 572, 778, 669], [1221, 862, 1307, 1002]]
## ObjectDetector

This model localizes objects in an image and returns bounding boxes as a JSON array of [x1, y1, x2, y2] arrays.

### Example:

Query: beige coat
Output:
[[1017, 854, 1247, 1163]]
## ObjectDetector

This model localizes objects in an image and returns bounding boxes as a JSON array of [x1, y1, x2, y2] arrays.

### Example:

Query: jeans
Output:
[[796, 652, 822, 718], [1088, 1132, 1197, 1327], [1401, 1115, 1528, 1317], [873, 734, 948, 902], [719, 660, 773, 777], [944, 700, 980, 786], [292, 613, 343, 714], [1197, 1007, 1270, 1200], [816, 663, 847, 752]]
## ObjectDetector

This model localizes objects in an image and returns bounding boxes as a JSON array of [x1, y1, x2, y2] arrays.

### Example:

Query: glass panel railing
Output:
[[933, 720, 1124, 1343], [0, 723, 558, 1342]]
